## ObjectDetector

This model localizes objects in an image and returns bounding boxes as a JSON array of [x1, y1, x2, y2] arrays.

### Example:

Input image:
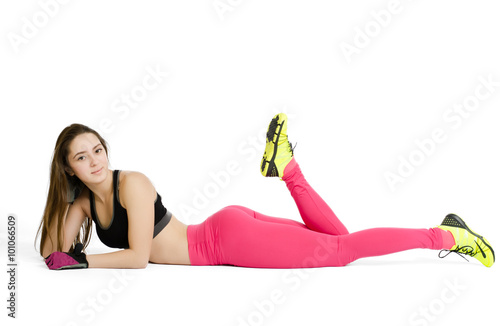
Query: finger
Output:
[[46, 252, 61, 269]]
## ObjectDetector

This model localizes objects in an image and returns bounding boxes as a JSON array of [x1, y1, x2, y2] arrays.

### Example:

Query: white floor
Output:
[[3, 238, 498, 326]]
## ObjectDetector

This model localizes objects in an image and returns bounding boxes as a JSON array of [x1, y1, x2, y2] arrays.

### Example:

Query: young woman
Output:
[[38, 114, 495, 270]]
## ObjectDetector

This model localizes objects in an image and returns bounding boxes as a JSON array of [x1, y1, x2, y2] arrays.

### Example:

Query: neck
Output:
[[86, 169, 114, 203]]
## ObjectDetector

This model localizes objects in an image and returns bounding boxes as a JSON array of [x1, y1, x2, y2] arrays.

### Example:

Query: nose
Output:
[[89, 153, 98, 166]]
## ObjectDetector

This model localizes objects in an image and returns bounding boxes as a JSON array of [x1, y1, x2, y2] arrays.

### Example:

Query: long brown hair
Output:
[[36, 123, 109, 256]]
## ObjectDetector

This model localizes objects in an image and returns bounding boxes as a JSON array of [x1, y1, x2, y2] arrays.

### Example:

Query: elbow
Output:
[[132, 254, 149, 269], [134, 260, 148, 269], [126, 248, 149, 269]]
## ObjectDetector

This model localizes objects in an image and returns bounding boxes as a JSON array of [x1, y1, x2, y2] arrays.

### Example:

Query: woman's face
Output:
[[66, 133, 108, 185]]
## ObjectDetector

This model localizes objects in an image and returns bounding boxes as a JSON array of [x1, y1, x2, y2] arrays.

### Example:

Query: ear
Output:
[[65, 167, 75, 176]]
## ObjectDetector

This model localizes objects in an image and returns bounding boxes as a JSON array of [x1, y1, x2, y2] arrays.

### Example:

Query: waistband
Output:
[[187, 221, 221, 266], [153, 210, 172, 238]]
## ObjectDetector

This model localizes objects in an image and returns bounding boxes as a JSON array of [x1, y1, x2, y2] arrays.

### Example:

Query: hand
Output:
[[45, 243, 88, 270]]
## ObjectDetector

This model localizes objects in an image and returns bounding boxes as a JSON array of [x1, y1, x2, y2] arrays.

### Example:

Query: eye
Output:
[[96, 148, 103, 154], [77, 156, 85, 161]]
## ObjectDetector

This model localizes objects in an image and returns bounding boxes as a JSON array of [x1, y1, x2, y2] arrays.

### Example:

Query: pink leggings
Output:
[[187, 160, 449, 268]]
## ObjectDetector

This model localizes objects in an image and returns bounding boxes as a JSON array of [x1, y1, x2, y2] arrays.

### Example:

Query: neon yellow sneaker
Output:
[[437, 213, 495, 267], [260, 113, 295, 179]]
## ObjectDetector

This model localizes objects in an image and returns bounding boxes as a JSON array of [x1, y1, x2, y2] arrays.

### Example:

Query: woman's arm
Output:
[[86, 172, 156, 269], [40, 205, 67, 258], [62, 190, 89, 251], [41, 196, 87, 258]]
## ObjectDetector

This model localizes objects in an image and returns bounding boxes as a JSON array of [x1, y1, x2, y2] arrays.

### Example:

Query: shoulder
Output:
[[118, 171, 156, 208], [119, 170, 153, 189]]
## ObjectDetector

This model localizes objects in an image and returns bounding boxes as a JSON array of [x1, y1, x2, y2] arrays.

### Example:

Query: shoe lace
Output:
[[438, 245, 476, 263], [288, 141, 297, 155]]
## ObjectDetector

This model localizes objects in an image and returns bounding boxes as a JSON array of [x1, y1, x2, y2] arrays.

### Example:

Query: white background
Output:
[[1, 1, 499, 325]]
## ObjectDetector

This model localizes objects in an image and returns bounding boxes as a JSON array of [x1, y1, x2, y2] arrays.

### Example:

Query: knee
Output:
[[335, 235, 355, 266]]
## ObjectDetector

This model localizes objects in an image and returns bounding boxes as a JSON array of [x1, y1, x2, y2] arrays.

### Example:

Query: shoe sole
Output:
[[443, 213, 495, 263], [262, 115, 285, 177]]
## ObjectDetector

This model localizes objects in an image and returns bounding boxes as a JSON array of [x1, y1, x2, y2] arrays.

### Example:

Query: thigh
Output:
[[225, 205, 308, 230], [215, 206, 343, 268]]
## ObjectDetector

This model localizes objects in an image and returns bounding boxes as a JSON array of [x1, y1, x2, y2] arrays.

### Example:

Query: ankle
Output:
[[283, 157, 299, 179], [437, 228, 456, 249]]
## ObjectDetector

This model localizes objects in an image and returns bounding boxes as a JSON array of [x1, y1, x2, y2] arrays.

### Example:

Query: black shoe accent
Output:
[[440, 213, 467, 229], [266, 116, 279, 142], [475, 240, 487, 259], [261, 154, 267, 173], [262, 116, 285, 177]]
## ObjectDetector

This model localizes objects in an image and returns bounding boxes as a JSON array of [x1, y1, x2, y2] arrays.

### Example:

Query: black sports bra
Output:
[[89, 170, 172, 249]]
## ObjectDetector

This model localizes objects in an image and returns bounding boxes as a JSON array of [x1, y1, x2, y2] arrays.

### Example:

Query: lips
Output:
[[92, 168, 103, 174]]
